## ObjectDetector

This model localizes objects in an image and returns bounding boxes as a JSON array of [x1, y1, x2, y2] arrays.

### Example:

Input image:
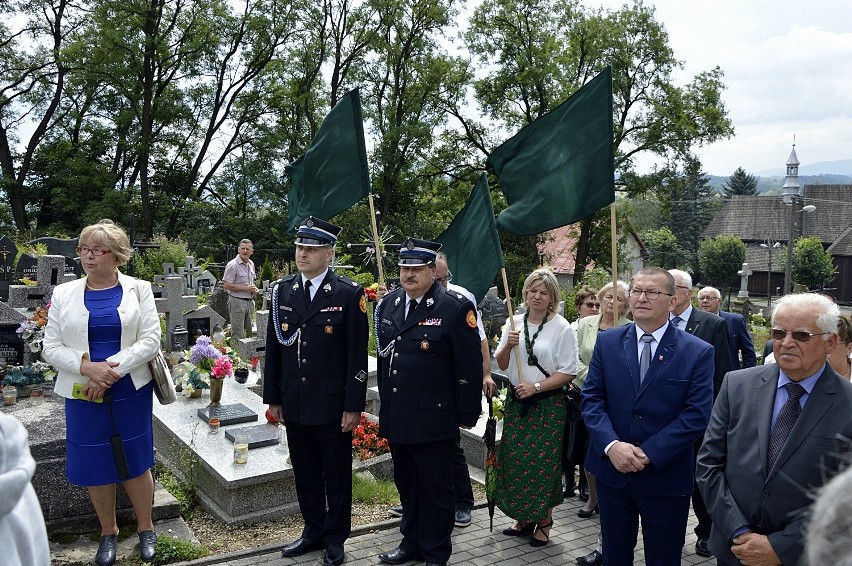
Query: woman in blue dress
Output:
[[43, 220, 161, 566]]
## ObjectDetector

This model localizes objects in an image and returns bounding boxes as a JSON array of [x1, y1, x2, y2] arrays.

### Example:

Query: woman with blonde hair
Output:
[[495, 268, 577, 547], [43, 220, 161, 566]]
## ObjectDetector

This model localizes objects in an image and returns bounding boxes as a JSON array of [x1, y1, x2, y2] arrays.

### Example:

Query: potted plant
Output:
[[234, 360, 249, 384], [2, 361, 56, 396]]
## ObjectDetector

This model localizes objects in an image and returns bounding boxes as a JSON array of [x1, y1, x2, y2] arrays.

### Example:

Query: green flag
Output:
[[438, 174, 504, 303], [285, 88, 370, 233], [488, 67, 614, 236]]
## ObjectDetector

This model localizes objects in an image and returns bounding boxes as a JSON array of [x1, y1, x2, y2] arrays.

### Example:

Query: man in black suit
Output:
[[668, 270, 733, 558], [697, 286, 757, 369], [375, 238, 483, 566], [697, 293, 852, 565], [264, 217, 369, 566]]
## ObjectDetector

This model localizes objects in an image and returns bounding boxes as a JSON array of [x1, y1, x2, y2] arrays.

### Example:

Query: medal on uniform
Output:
[[281, 323, 289, 331], [421, 340, 429, 350], [292, 282, 299, 291], [325, 325, 334, 334], [426, 298, 434, 307], [323, 283, 331, 292]]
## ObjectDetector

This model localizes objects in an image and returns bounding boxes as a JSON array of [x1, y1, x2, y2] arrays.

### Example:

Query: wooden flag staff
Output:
[[368, 193, 385, 286], [501, 267, 527, 384]]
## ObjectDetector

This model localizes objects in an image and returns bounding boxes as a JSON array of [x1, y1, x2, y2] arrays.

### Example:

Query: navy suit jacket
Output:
[[684, 308, 733, 396], [697, 364, 852, 565], [582, 323, 714, 497], [719, 310, 756, 369]]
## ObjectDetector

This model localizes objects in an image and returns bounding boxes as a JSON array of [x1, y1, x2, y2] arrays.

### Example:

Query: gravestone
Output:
[[14, 254, 37, 282], [0, 323, 25, 366], [185, 305, 226, 345], [28, 237, 82, 277], [479, 286, 508, 343], [235, 310, 268, 384], [225, 424, 278, 449], [153, 263, 177, 287], [738, 263, 753, 299], [178, 257, 202, 295], [260, 280, 270, 311], [196, 270, 217, 295], [207, 285, 230, 323], [8, 255, 74, 310], [154, 276, 199, 346], [0, 236, 18, 302]]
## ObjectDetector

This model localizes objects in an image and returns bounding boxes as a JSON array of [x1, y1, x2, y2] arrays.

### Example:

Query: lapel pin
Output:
[[323, 283, 331, 292], [394, 297, 401, 306], [426, 298, 434, 307], [658, 355, 664, 360], [325, 325, 334, 334], [292, 282, 299, 291], [421, 340, 430, 350]]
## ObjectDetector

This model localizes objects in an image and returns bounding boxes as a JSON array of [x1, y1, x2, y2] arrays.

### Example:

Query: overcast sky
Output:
[[589, 0, 852, 176]]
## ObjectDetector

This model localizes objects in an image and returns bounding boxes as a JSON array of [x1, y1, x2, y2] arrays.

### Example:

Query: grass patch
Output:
[[352, 472, 399, 505], [48, 532, 79, 545], [155, 462, 197, 520], [121, 536, 209, 565]]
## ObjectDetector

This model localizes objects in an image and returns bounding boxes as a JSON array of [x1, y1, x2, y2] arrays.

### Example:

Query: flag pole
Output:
[[610, 203, 620, 322], [368, 193, 385, 286], [501, 267, 526, 384]]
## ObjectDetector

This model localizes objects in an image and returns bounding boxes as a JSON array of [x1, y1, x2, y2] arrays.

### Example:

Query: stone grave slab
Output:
[[185, 304, 225, 344], [225, 423, 279, 449], [153, 377, 299, 523], [154, 276, 199, 345], [207, 285, 230, 322], [15, 254, 37, 282], [196, 403, 258, 426], [0, 323, 25, 366], [0, 236, 17, 301]]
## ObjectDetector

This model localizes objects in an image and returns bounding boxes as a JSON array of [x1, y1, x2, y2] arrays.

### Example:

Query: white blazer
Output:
[[42, 272, 161, 399]]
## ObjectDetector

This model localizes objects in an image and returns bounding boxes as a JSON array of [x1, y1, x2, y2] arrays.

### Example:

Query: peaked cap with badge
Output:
[[294, 216, 341, 247], [397, 237, 441, 266]]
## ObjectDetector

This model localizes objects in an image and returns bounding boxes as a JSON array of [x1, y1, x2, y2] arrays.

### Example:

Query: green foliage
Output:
[[260, 257, 274, 284], [121, 536, 209, 565], [643, 227, 688, 270], [723, 167, 759, 198], [155, 463, 197, 520], [698, 235, 746, 288], [792, 236, 837, 290], [133, 236, 194, 282], [352, 472, 400, 505]]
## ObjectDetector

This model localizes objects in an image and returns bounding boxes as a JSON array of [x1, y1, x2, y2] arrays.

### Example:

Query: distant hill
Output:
[[707, 172, 852, 195], [756, 158, 852, 177]]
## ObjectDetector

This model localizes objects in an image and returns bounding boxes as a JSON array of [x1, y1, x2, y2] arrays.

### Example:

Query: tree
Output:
[[461, 0, 733, 282], [792, 236, 837, 291], [699, 235, 746, 290], [723, 167, 758, 198], [643, 227, 687, 270]]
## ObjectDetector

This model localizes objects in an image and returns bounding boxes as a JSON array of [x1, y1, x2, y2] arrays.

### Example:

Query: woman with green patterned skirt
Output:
[[494, 268, 578, 547]]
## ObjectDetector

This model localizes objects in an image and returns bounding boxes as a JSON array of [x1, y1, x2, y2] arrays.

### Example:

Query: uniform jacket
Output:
[[263, 270, 368, 426], [696, 364, 852, 565], [582, 323, 714, 497], [42, 272, 160, 399], [718, 310, 757, 370], [376, 281, 483, 444], [684, 308, 733, 396]]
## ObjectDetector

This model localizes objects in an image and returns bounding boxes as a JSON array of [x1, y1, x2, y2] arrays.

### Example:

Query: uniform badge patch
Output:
[[280, 305, 293, 311], [325, 325, 334, 334], [394, 297, 401, 306], [320, 306, 343, 312], [466, 310, 477, 328], [281, 323, 289, 331], [359, 295, 367, 313], [421, 340, 430, 351], [323, 283, 332, 292], [426, 298, 434, 307], [292, 282, 299, 291]]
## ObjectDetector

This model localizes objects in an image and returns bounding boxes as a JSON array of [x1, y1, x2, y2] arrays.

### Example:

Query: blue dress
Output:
[[65, 286, 154, 486]]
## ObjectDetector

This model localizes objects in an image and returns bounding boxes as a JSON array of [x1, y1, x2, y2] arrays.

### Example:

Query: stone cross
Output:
[[260, 280, 270, 311], [177, 257, 202, 295], [0, 236, 17, 282], [7, 255, 74, 310], [155, 276, 199, 337], [235, 310, 268, 384], [153, 263, 176, 286], [737, 262, 753, 299]]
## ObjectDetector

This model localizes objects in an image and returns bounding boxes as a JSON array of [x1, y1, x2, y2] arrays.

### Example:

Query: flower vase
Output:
[[209, 378, 223, 407], [234, 368, 249, 384], [16, 384, 34, 397], [189, 389, 202, 398]]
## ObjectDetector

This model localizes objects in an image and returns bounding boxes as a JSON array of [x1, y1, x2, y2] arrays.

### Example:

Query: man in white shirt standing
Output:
[[223, 239, 258, 340]]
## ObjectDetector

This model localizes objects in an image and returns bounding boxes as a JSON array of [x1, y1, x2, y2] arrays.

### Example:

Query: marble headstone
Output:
[[225, 424, 278, 449]]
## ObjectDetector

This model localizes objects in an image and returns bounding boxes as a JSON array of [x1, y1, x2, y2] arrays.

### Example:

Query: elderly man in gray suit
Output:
[[696, 293, 852, 565]]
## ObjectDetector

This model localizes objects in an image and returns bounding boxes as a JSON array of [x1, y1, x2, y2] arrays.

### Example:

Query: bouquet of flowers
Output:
[[2, 361, 56, 386], [363, 283, 379, 302], [188, 335, 221, 372], [16, 306, 49, 353], [352, 413, 389, 461], [491, 387, 509, 421]]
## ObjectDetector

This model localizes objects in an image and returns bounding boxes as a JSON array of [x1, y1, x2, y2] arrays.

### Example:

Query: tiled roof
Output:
[[826, 224, 852, 256], [540, 225, 580, 275], [744, 244, 786, 273], [703, 185, 852, 247]]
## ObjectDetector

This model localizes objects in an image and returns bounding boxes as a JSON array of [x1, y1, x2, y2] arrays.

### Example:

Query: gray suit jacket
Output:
[[696, 364, 852, 565]]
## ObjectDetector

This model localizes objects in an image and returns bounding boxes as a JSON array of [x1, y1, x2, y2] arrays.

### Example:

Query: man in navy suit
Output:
[[697, 293, 852, 565], [582, 267, 714, 565], [697, 286, 756, 370]]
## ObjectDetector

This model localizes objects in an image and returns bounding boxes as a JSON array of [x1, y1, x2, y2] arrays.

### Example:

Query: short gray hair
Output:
[[771, 293, 840, 337], [668, 269, 693, 289], [698, 286, 721, 300]]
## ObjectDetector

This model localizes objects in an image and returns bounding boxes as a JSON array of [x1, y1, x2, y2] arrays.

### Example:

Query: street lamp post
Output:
[[782, 195, 817, 295], [760, 240, 781, 309]]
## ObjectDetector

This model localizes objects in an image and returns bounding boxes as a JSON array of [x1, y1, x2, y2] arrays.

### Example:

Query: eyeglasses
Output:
[[583, 302, 601, 309], [77, 246, 111, 257], [629, 289, 673, 300], [770, 328, 831, 343], [435, 270, 453, 284], [676, 285, 691, 291]]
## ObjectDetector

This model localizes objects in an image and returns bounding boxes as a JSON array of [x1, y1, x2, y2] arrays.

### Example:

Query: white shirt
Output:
[[497, 313, 578, 385], [670, 305, 693, 330], [301, 269, 329, 301]]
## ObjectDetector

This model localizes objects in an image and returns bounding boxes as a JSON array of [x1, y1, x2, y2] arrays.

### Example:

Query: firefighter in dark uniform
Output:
[[263, 217, 368, 566], [375, 238, 483, 566]]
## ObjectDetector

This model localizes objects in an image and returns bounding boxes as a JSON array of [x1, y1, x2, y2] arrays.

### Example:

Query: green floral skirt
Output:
[[495, 394, 566, 522]]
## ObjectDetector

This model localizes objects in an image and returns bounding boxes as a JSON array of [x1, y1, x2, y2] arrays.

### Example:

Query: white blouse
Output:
[[497, 313, 578, 386]]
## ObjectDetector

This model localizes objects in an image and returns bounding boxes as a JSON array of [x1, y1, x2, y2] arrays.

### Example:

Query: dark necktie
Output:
[[767, 382, 806, 471], [406, 299, 418, 321], [639, 333, 654, 383], [304, 280, 312, 309], [671, 316, 684, 329]]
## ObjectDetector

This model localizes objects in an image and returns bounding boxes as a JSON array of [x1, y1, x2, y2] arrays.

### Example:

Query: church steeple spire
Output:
[[782, 137, 800, 205]]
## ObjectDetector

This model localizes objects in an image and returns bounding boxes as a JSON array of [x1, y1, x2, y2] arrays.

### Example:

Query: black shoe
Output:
[[501, 521, 536, 536], [577, 504, 599, 519], [138, 530, 157, 562], [281, 537, 324, 557], [388, 504, 404, 518], [454, 507, 472, 527], [378, 547, 422, 564], [576, 549, 603, 566], [695, 538, 712, 557], [579, 486, 590, 502], [529, 518, 553, 548], [95, 534, 117, 566], [324, 543, 345, 565], [563, 481, 576, 497]]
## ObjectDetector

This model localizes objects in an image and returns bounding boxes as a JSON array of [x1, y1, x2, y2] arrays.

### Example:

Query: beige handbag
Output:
[[149, 350, 176, 405]]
